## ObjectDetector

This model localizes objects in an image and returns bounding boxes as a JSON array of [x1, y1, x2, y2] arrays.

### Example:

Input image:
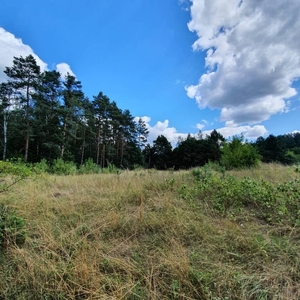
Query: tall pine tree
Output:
[[4, 55, 40, 161]]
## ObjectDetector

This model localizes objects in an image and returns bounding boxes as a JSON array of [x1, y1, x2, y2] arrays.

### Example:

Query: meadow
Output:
[[0, 163, 299, 299]]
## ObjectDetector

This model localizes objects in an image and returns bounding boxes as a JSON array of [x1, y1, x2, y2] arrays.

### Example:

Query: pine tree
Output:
[[60, 74, 84, 159], [0, 82, 14, 160], [136, 118, 149, 150], [152, 135, 173, 170], [92, 92, 111, 167], [4, 55, 41, 161], [32, 70, 62, 161]]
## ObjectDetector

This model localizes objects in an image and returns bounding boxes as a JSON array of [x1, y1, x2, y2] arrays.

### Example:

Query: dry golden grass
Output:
[[0, 166, 299, 299], [228, 162, 297, 184]]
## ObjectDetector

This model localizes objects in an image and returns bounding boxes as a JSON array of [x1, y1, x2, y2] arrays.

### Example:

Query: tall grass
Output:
[[0, 165, 299, 299]]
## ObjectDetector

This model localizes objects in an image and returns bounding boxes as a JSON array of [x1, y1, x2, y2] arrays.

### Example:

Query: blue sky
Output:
[[0, 0, 299, 145]]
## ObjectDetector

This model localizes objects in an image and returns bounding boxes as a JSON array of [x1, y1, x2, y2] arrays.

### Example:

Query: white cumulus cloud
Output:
[[0, 27, 48, 82], [135, 116, 189, 146], [0, 27, 75, 82], [136, 116, 267, 146], [56, 62, 76, 78], [186, 0, 300, 125], [203, 125, 268, 139]]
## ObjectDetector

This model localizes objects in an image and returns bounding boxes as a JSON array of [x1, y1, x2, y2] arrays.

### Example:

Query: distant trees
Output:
[[1, 55, 299, 170], [152, 135, 173, 170], [172, 130, 225, 169], [0, 55, 146, 168], [221, 135, 260, 170], [32, 70, 62, 161], [255, 133, 300, 164]]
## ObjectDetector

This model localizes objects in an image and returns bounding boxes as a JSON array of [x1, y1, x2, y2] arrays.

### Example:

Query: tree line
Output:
[[0, 55, 149, 168], [0, 55, 299, 170]]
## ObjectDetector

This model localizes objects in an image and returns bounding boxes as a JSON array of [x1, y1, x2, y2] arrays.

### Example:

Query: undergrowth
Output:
[[186, 166, 300, 225]]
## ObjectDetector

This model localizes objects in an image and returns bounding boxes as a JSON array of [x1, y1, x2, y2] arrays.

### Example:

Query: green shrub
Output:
[[102, 163, 121, 174], [52, 158, 77, 175], [187, 166, 300, 225], [221, 135, 261, 170], [0, 160, 32, 192], [191, 165, 212, 182], [34, 158, 50, 173], [79, 158, 101, 174]]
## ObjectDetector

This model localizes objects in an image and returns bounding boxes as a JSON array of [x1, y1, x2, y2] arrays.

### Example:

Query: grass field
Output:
[[0, 164, 299, 299]]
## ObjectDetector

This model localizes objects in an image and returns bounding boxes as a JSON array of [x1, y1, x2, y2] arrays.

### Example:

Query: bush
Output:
[[187, 166, 300, 225], [34, 158, 50, 173], [102, 163, 121, 174], [0, 160, 32, 192], [79, 158, 101, 174], [221, 135, 261, 170], [52, 158, 77, 175]]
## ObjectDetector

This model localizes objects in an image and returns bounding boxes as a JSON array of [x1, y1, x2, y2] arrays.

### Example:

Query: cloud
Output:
[[0, 27, 75, 82], [196, 123, 205, 130], [136, 116, 267, 147], [135, 116, 189, 146], [175, 79, 185, 85], [56, 62, 76, 78], [0, 27, 47, 83], [196, 119, 208, 130], [186, 0, 300, 125], [202, 125, 268, 140], [178, 0, 190, 11]]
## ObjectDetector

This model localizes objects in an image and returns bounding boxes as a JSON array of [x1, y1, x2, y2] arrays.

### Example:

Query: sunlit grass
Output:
[[228, 162, 297, 184], [0, 165, 299, 299]]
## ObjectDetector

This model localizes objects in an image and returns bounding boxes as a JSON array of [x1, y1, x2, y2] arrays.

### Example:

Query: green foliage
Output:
[[152, 135, 173, 170], [282, 150, 300, 164], [34, 159, 50, 173], [79, 158, 101, 174], [2, 56, 300, 171], [206, 161, 226, 176], [186, 165, 300, 225], [221, 135, 261, 170], [0, 160, 32, 251], [51, 158, 77, 175], [0, 204, 25, 250], [172, 130, 225, 169], [102, 163, 121, 174], [255, 132, 300, 164], [4, 55, 41, 162], [0, 159, 32, 192], [191, 164, 212, 182]]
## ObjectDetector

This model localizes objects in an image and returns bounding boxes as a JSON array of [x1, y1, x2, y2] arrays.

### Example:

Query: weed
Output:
[[0, 204, 25, 250]]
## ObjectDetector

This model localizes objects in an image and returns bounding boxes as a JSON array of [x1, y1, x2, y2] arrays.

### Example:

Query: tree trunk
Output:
[[80, 127, 86, 165], [61, 121, 67, 158], [24, 85, 30, 162], [3, 113, 7, 161], [96, 125, 100, 165]]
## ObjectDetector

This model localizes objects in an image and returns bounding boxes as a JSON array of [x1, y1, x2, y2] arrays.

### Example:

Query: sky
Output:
[[0, 0, 299, 146]]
